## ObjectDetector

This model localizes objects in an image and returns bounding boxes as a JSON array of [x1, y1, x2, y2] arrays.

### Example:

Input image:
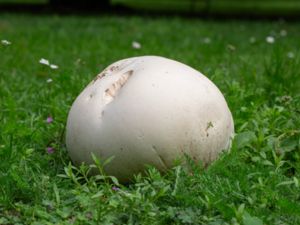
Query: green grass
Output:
[[0, 14, 300, 224]]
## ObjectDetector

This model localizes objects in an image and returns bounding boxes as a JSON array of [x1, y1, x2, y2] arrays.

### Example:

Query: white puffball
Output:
[[66, 56, 234, 182]]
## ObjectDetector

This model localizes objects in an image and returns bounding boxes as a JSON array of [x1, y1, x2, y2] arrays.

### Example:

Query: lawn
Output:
[[0, 14, 300, 224]]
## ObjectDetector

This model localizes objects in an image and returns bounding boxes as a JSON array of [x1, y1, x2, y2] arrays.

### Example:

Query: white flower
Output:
[[249, 37, 256, 44], [203, 37, 211, 44], [280, 29, 287, 37], [132, 41, 141, 49], [46, 78, 53, 83], [1, 40, 11, 45], [39, 58, 59, 69], [39, 58, 50, 66], [287, 52, 295, 59], [266, 36, 275, 44], [227, 44, 236, 51], [50, 64, 58, 69]]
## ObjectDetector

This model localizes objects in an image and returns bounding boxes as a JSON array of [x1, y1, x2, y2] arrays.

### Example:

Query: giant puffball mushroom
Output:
[[66, 56, 234, 183]]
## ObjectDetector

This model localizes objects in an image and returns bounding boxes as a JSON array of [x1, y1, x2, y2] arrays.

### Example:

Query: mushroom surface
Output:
[[66, 56, 234, 182]]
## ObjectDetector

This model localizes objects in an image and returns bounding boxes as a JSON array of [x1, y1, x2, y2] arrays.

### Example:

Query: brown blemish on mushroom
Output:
[[109, 65, 119, 72], [205, 121, 214, 131], [87, 90, 97, 100], [92, 65, 121, 84], [103, 70, 134, 104], [92, 72, 106, 83], [205, 121, 213, 137]]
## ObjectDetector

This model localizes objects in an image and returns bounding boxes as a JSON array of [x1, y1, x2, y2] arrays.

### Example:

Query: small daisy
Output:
[[1, 40, 11, 45], [39, 58, 50, 66], [203, 37, 211, 44], [46, 78, 53, 83], [112, 186, 120, 191], [266, 36, 275, 44], [249, 37, 256, 44], [46, 147, 55, 154], [46, 116, 53, 123], [287, 52, 295, 59], [227, 44, 236, 51], [50, 64, 58, 69], [132, 41, 141, 49], [280, 29, 287, 37]]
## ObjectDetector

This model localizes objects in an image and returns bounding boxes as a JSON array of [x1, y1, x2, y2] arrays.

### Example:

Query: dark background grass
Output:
[[1, 0, 300, 18]]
